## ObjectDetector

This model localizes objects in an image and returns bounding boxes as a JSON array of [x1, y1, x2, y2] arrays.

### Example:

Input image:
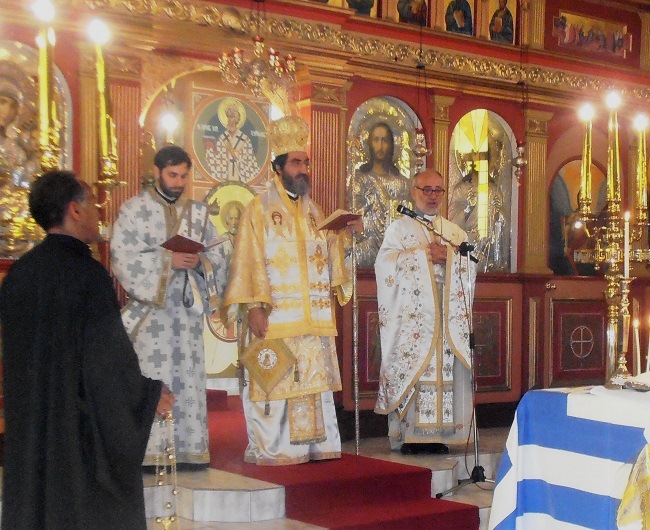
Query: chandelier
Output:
[[217, 32, 295, 98], [411, 20, 431, 171]]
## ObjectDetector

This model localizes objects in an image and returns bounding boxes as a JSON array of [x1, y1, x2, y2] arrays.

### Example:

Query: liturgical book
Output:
[[316, 209, 361, 231], [161, 234, 205, 254]]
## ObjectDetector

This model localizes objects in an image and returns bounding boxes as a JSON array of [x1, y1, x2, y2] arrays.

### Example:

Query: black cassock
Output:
[[0, 234, 162, 530]]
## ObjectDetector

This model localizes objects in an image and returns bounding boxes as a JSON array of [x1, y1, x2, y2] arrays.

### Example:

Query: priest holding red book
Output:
[[111, 145, 230, 470]]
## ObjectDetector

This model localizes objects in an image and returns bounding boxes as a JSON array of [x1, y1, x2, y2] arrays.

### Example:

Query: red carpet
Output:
[[207, 390, 479, 529]]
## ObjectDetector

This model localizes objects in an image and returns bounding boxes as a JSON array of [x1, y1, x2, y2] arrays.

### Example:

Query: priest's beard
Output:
[[282, 172, 311, 197], [158, 177, 184, 200]]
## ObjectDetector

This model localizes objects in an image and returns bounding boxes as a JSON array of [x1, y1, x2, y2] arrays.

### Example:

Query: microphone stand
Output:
[[436, 241, 493, 498]]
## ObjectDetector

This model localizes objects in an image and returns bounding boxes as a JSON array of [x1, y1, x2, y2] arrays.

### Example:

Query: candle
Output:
[[634, 319, 641, 375], [578, 104, 593, 217], [624, 211, 630, 278], [606, 92, 622, 204], [95, 43, 109, 159], [87, 19, 112, 164], [636, 119, 647, 213], [646, 316, 650, 373], [36, 27, 55, 156]]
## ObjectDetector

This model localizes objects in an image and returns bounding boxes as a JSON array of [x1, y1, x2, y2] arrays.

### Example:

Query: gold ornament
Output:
[[267, 115, 309, 156]]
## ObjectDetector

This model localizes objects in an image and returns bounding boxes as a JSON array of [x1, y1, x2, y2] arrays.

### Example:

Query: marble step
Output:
[[144, 469, 285, 523], [144, 428, 507, 529]]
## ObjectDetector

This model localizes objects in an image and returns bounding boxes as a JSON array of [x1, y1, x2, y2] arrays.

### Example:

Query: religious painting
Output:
[[488, 0, 516, 44], [448, 109, 516, 273], [346, 96, 419, 270], [552, 12, 632, 58], [549, 160, 606, 276], [192, 94, 269, 186], [550, 299, 607, 386], [445, 0, 474, 36], [346, 0, 377, 16], [202, 181, 256, 377], [473, 298, 511, 392], [397, 0, 428, 26]]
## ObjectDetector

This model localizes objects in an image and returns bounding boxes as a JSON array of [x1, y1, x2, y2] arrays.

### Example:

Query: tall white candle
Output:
[[634, 319, 641, 375], [624, 211, 630, 278], [646, 316, 650, 373]]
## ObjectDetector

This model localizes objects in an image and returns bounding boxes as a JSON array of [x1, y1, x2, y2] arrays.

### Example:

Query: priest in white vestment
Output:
[[222, 116, 361, 465], [374, 168, 476, 454], [111, 145, 230, 468]]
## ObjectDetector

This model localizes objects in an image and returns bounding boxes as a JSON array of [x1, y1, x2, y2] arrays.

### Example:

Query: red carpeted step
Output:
[[291, 498, 479, 530], [206, 389, 229, 412], [282, 455, 432, 518], [207, 397, 479, 529]]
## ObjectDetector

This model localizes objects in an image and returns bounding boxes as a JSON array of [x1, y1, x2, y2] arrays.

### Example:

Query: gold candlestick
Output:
[[88, 18, 118, 180], [35, 24, 58, 171], [96, 42, 109, 160], [88, 19, 123, 218], [578, 104, 594, 218], [610, 276, 633, 385]]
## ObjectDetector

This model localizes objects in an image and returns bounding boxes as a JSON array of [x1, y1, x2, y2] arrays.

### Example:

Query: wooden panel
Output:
[[542, 277, 608, 388], [474, 298, 511, 392], [341, 272, 377, 411], [549, 299, 607, 387], [357, 297, 381, 397], [474, 280, 522, 404]]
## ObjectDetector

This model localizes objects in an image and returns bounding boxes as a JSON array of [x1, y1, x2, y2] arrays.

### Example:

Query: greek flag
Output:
[[488, 387, 650, 529]]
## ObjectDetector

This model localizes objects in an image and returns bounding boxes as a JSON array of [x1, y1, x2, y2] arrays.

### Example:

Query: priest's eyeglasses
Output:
[[414, 186, 446, 196]]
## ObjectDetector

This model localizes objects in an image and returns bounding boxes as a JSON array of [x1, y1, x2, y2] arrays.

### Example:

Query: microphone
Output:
[[397, 204, 479, 263], [458, 242, 479, 263], [458, 242, 475, 254], [396, 204, 432, 227]]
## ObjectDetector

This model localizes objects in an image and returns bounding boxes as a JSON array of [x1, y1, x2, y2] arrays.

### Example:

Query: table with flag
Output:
[[488, 386, 650, 529]]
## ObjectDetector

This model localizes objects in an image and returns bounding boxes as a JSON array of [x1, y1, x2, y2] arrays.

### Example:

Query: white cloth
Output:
[[110, 188, 229, 464], [242, 380, 342, 465], [375, 214, 476, 446]]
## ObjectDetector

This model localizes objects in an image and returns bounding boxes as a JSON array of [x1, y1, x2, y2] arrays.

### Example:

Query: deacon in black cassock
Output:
[[0, 170, 174, 530]]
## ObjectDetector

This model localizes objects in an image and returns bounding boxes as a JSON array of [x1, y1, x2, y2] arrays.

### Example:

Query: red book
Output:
[[316, 209, 361, 231], [160, 234, 205, 254]]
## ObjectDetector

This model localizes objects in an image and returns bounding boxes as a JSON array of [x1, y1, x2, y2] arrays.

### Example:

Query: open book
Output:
[[316, 209, 361, 231], [161, 234, 205, 254]]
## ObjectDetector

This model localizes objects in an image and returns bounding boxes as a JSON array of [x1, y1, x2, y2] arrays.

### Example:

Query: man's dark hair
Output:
[[29, 170, 87, 231], [154, 145, 192, 171], [271, 153, 288, 175]]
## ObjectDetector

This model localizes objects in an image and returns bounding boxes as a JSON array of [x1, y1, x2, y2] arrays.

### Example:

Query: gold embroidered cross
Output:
[[309, 244, 328, 275], [267, 246, 294, 275]]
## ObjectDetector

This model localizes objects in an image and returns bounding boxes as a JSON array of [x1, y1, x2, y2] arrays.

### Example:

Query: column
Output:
[[520, 0, 545, 50], [295, 58, 354, 215], [433, 94, 455, 218], [520, 109, 553, 274]]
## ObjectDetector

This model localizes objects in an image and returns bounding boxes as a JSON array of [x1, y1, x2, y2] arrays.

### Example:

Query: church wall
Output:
[[2, 0, 650, 412]]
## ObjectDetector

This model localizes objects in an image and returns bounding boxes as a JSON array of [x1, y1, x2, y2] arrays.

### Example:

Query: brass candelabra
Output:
[[575, 93, 649, 385]]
